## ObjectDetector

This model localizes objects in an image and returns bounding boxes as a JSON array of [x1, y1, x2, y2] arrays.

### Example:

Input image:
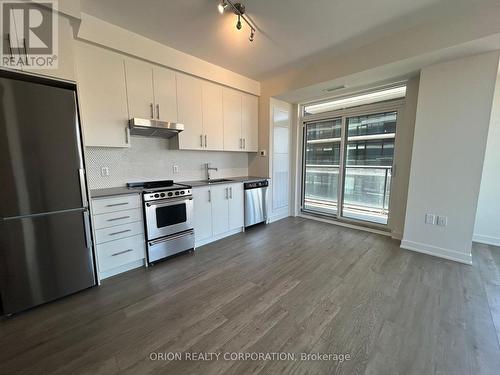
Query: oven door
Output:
[[145, 196, 193, 240]]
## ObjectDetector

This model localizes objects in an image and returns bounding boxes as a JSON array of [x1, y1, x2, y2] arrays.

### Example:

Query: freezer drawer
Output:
[[0, 210, 96, 314], [148, 230, 195, 264]]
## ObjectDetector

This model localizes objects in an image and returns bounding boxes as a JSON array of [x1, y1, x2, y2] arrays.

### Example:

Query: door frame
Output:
[[299, 99, 405, 231]]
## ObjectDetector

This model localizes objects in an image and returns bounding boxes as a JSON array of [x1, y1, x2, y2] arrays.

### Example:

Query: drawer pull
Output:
[[106, 202, 129, 207], [109, 229, 132, 236], [111, 249, 133, 257], [107, 216, 130, 222]]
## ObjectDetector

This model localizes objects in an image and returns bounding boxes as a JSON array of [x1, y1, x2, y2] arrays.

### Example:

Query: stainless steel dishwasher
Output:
[[244, 179, 269, 227]]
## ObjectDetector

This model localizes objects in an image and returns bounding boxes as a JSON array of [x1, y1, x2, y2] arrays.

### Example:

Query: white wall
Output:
[[402, 52, 500, 264], [85, 137, 248, 189], [474, 73, 500, 246]]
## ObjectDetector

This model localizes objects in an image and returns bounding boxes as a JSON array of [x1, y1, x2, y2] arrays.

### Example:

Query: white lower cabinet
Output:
[[192, 183, 244, 247], [91, 194, 146, 280]]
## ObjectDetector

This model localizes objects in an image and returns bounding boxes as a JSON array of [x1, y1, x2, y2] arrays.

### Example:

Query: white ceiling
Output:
[[80, 0, 477, 81]]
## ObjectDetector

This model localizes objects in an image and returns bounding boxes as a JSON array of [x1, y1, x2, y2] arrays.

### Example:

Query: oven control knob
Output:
[[154, 194, 160, 198], [175, 191, 179, 195], [160, 193, 165, 197], [168, 192, 173, 197], [180, 191, 185, 195]]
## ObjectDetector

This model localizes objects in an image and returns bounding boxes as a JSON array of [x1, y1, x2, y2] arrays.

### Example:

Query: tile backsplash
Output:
[[84, 137, 249, 189]]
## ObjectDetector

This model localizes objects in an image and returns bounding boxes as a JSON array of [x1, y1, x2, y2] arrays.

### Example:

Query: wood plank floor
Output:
[[1, 217, 500, 375]]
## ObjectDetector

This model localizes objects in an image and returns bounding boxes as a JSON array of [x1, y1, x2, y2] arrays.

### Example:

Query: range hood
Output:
[[129, 118, 184, 138]]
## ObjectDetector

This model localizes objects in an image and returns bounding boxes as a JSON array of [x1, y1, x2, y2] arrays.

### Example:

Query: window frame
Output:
[[300, 98, 405, 231]]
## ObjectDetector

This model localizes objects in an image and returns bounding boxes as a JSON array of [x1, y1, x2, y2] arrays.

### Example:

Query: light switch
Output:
[[173, 165, 179, 174], [425, 214, 436, 225], [437, 216, 448, 227]]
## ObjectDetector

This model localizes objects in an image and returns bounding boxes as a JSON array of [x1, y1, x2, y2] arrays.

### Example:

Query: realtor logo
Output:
[[1, 0, 58, 69]]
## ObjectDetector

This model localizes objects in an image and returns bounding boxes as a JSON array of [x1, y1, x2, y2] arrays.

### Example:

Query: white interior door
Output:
[[271, 104, 291, 219]]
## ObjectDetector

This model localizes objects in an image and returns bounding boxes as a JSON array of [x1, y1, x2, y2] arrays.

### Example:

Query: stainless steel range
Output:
[[127, 180, 194, 264]]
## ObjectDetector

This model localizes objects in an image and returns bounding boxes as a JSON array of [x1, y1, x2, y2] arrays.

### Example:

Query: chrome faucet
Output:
[[205, 163, 218, 181]]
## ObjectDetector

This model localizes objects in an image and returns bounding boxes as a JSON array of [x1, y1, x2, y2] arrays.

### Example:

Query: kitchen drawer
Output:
[[97, 234, 145, 272], [92, 194, 141, 215], [93, 208, 143, 230], [95, 221, 144, 244]]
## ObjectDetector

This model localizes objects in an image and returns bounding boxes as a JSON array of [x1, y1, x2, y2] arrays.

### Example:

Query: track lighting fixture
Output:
[[217, 0, 256, 42]]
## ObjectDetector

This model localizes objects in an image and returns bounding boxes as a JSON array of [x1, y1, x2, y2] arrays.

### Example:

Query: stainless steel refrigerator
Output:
[[0, 72, 96, 315]]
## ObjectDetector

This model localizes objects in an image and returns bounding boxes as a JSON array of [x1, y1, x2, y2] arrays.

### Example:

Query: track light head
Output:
[[218, 1, 227, 14], [249, 29, 255, 42], [236, 15, 242, 30]]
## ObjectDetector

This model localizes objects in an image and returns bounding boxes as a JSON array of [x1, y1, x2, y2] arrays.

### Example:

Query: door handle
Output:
[[200, 134, 203, 147], [208, 189, 211, 202], [205, 135, 207, 148], [156, 104, 160, 119], [239, 138, 242, 149], [243, 138, 246, 149], [225, 187, 228, 199], [83, 210, 92, 248], [109, 229, 131, 236], [107, 216, 130, 222], [229, 187, 233, 199], [150, 103, 154, 118], [106, 202, 129, 207]]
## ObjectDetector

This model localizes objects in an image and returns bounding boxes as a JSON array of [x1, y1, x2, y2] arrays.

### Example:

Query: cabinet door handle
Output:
[[243, 138, 246, 149], [109, 229, 131, 236], [239, 138, 242, 149], [156, 104, 160, 119], [150, 103, 154, 118], [230, 187, 233, 199], [107, 216, 130, 222], [225, 187, 228, 199], [205, 135, 207, 148], [106, 202, 129, 207], [200, 134, 203, 147], [208, 190, 211, 202], [111, 249, 133, 257]]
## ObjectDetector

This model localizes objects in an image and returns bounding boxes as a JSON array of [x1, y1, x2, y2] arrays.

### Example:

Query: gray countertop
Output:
[[90, 186, 143, 198], [182, 176, 269, 187], [90, 176, 269, 198]]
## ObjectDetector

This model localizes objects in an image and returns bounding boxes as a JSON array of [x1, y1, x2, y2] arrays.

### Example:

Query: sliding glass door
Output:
[[302, 111, 397, 226], [303, 118, 342, 215]]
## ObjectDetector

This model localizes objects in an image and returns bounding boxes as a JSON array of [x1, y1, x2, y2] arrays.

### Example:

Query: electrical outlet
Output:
[[425, 214, 436, 225], [100, 166, 110, 177], [259, 150, 267, 157], [173, 165, 179, 174], [436, 216, 448, 227]]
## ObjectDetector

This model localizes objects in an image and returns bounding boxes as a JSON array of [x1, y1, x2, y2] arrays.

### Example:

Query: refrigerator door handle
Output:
[[83, 209, 92, 248], [79, 168, 89, 208]]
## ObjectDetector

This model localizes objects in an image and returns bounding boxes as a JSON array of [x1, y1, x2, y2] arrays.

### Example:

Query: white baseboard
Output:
[[268, 212, 290, 223], [473, 234, 500, 247], [400, 240, 472, 265]]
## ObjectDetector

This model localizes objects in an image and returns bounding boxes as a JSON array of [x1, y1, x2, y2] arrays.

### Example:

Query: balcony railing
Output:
[[303, 165, 392, 224]]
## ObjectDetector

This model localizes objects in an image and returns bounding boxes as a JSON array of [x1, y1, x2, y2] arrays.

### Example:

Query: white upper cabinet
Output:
[[202, 81, 224, 151], [177, 73, 204, 150], [76, 42, 130, 148], [124, 59, 155, 119], [223, 88, 243, 151], [153, 67, 178, 122], [223, 88, 259, 152], [242, 94, 259, 152]]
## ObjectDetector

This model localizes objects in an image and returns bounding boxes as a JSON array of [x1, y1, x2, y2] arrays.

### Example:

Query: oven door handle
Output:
[[146, 196, 193, 208], [148, 230, 194, 246]]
